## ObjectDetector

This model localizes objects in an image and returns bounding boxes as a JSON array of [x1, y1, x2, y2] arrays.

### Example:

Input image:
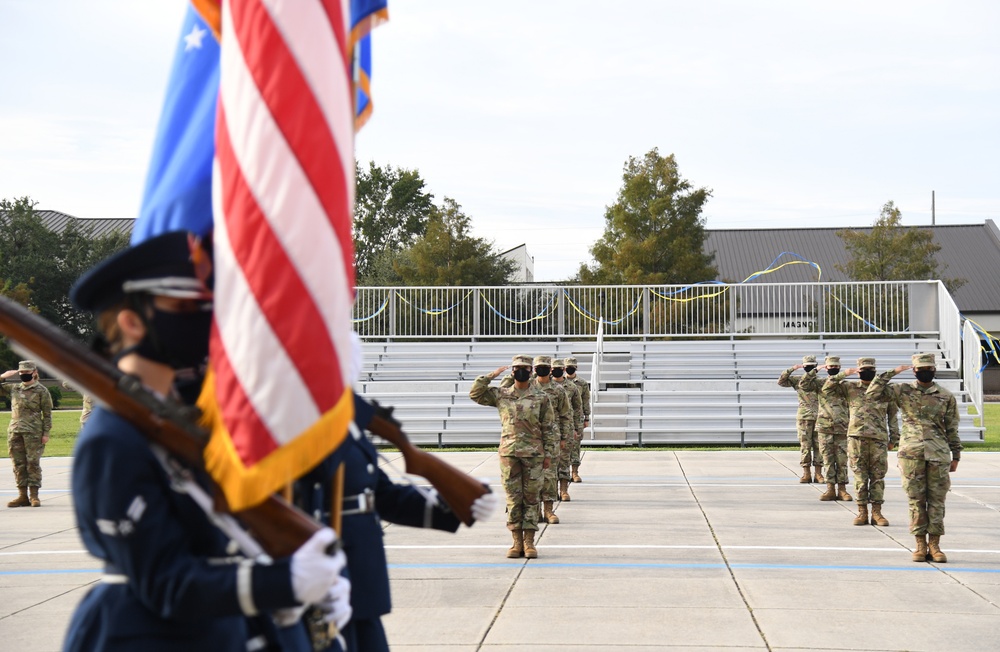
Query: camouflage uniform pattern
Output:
[[554, 376, 582, 482], [803, 370, 850, 484], [565, 357, 590, 468], [1, 380, 53, 489], [500, 373, 571, 502], [469, 372, 557, 532], [777, 366, 820, 468], [62, 381, 94, 427], [828, 369, 900, 505], [866, 366, 961, 535]]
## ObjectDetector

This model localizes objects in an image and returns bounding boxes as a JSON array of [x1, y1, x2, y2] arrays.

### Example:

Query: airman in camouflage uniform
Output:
[[500, 355, 572, 523], [552, 358, 582, 502], [826, 358, 900, 527], [564, 357, 590, 482], [1, 361, 53, 508], [805, 356, 853, 501], [866, 353, 961, 563], [62, 381, 95, 428], [470, 355, 558, 558], [777, 355, 823, 483]]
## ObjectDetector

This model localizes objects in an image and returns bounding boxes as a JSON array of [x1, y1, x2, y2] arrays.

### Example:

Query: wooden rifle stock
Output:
[[0, 297, 318, 559], [366, 410, 490, 526]]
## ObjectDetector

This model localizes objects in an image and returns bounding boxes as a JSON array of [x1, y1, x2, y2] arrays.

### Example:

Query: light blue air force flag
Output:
[[132, 6, 220, 244]]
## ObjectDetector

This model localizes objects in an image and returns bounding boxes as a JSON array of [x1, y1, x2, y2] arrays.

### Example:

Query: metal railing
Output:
[[354, 281, 942, 340], [963, 319, 984, 417]]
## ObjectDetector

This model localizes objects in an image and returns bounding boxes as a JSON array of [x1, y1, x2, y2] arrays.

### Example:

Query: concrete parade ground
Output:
[[1, 450, 999, 651]]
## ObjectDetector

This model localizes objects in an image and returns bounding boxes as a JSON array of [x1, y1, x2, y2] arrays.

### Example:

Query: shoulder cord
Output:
[[150, 444, 269, 561]]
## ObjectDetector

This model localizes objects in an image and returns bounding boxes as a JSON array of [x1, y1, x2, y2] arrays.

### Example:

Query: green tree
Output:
[[578, 148, 717, 285], [0, 279, 35, 372], [353, 161, 434, 284], [0, 197, 130, 340], [836, 201, 966, 294], [394, 198, 515, 286]]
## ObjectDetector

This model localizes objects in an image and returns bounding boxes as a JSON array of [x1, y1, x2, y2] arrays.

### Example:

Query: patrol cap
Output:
[[533, 355, 553, 367], [802, 355, 817, 364], [511, 354, 533, 367], [564, 357, 578, 366], [17, 360, 36, 372], [912, 352, 937, 368], [70, 231, 212, 313], [552, 358, 566, 368], [857, 357, 876, 369], [825, 356, 840, 366]]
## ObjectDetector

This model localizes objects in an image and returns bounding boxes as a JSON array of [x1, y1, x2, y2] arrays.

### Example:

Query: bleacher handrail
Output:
[[354, 280, 941, 340]]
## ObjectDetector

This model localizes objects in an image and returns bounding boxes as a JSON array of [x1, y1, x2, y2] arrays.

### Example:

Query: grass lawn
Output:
[[0, 410, 83, 457], [3, 403, 997, 457]]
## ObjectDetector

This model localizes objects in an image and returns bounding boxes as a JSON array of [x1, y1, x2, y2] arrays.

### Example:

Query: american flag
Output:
[[200, 0, 361, 511], [133, 0, 386, 511]]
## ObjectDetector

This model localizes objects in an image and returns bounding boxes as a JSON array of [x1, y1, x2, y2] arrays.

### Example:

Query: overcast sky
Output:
[[1, 1, 997, 281]]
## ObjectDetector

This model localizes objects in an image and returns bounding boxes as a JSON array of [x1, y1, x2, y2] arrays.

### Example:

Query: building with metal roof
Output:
[[704, 220, 1000, 330], [34, 210, 133, 239]]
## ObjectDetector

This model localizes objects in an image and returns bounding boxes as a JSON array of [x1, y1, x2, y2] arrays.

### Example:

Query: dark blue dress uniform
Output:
[[64, 407, 299, 652], [296, 396, 462, 652]]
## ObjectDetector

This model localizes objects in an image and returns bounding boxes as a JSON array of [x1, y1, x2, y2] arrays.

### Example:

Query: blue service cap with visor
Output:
[[70, 231, 212, 313]]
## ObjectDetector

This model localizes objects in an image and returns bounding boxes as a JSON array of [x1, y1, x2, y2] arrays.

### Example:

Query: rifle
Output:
[[0, 297, 491, 545], [365, 408, 490, 526], [0, 297, 320, 558]]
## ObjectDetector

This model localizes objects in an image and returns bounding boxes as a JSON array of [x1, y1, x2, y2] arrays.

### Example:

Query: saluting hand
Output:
[[843, 367, 858, 376], [894, 364, 913, 374], [489, 365, 508, 380]]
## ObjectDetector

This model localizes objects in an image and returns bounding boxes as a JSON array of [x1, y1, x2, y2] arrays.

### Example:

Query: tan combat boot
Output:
[[799, 467, 812, 483], [870, 503, 889, 526], [912, 535, 928, 562], [571, 464, 582, 483], [837, 483, 853, 501], [507, 529, 524, 558], [7, 487, 30, 508], [28, 486, 40, 508], [543, 500, 559, 524], [927, 534, 948, 563], [813, 465, 825, 484], [852, 504, 868, 526], [522, 530, 538, 559], [819, 483, 836, 501], [559, 479, 571, 502]]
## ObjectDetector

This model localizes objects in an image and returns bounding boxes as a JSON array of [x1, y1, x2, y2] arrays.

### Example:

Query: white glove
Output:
[[290, 528, 346, 605], [318, 576, 352, 630], [471, 484, 499, 522]]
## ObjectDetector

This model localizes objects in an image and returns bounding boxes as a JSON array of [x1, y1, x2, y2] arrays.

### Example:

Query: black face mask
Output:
[[534, 366, 551, 378], [552, 368, 565, 378], [19, 373, 34, 383], [858, 369, 877, 382], [915, 369, 936, 383], [124, 306, 213, 371], [566, 366, 577, 375], [512, 368, 532, 383], [803, 365, 816, 373], [827, 367, 840, 376]]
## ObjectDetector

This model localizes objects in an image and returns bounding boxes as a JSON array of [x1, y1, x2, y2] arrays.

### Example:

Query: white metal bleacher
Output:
[[357, 338, 983, 447]]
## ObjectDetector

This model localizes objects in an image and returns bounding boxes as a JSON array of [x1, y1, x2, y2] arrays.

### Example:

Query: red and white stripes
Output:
[[206, 0, 355, 503]]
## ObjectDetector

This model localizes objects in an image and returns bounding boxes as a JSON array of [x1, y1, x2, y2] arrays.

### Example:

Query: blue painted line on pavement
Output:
[[387, 561, 1000, 573], [5, 561, 999, 577], [0, 569, 100, 576]]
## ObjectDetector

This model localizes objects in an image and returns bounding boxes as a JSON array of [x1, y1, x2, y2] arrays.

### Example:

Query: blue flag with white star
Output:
[[132, 5, 219, 244]]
